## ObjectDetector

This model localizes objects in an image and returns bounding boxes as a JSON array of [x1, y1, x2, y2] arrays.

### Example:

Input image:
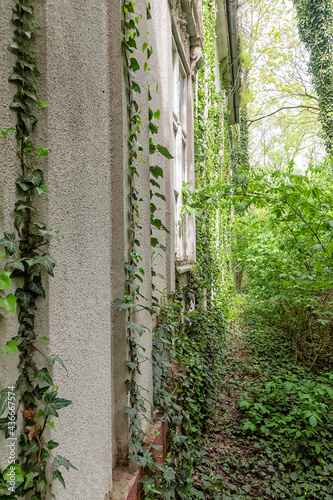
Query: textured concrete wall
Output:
[[44, 1, 114, 497], [0, 0, 115, 497], [0, 0, 200, 498]]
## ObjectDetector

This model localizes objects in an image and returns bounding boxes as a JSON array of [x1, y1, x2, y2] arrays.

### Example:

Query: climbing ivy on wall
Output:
[[193, 0, 233, 309], [0, 2, 75, 497], [293, 0, 333, 153]]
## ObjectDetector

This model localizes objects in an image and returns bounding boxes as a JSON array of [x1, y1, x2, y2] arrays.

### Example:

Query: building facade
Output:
[[0, 1, 237, 498]]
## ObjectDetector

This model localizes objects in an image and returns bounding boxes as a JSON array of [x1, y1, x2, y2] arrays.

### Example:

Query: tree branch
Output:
[[247, 105, 320, 125]]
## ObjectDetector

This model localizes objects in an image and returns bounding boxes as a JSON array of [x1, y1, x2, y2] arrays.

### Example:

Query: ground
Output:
[[193, 303, 333, 500]]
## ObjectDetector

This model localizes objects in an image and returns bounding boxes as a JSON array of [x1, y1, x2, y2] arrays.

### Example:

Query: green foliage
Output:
[[239, 323, 333, 498], [0, 2, 74, 496], [150, 281, 227, 499], [193, 0, 233, 312], [231, 161, 333, 365], [293, 0, 333, 153]]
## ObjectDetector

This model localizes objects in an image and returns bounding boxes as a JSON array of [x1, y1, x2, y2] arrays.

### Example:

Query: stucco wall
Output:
[[0, 0, 201, 498]]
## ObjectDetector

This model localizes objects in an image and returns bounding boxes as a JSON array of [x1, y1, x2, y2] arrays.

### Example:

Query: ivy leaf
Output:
[[21, 5, 33, 14], [156, 144, 174, 159], [35, 147, 48, 158], [114, 298, 133, 310], [37, 100, 48, 108], [0, 390, 9, 416], [150, 165, 164, 179], [26, 277, 45, 297], [0, 293, 17, 313], [5, 259, 26, 273], [36, 479, 46, 493], [15, 178, 30, 192], [20, 113, 38, 132], [15, 288, 32, 309], [52, 470, 66, 489], [29, 253, 56, 276], [39, 229, 60, 241], [47, 440, 59, 450], [36, 184, 50, 196], [151, 219, 162, 230], [130, 57, 140, 71], [2, 340, 18, 354], [24, 439, 39, 457], [0, 233, 19, 255], [16, 375, 29, 397], [8, 71, 26, 83], [57, 455, 78, 471], [0, 271, 11, 290], [132, 82, 141, 93], [0, 127, 16, 138], [44, 391, 71, 417], [24, 89, 37, 100], [3, 463, 24, 483], [23, 169, 43, 187], [126, 321, 145, 337], [24, 471, 39, 489], [47, 354, 68, 375], [37, 368, 53, 385]]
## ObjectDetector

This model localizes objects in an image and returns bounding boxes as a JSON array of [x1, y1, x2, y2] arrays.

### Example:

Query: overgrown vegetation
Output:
[[232, 161, 333, 366]]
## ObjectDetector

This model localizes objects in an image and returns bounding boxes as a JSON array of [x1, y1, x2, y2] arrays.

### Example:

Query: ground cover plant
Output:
[[191, 300, 333, 499]]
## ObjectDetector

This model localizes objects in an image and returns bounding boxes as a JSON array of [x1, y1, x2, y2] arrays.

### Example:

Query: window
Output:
[[172, 40, 188, 261]]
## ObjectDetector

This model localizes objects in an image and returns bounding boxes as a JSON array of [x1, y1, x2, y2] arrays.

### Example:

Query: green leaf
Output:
[[15, 288, 32, 309], [29, 253, 56, 276], [47, 440, 59, 450], [0, 293, 17, 313], [36, 184, 50, 196], [45, 421, 56, 431], [39, 229, 59, 241], [24, 89, 37, 100], [0, 390, 9, 416], [150, 165, 164, 179], [3, 463, 24, 483], [132, 82, 141, 93], [0, 127, 15, 138], [27, 277, 45, 297], [309, 415, 317, 427], [24, 471, 39, 489], [57, 455, 78, 471], [5, 259, 26, 273], [44, 391, 71, 417], [20, 113, 38, 132], [21, 5, 33, 14], [47, 354, 68, 375], [37, 100, 48, 108], [130, 58, 140, 71], [37, 368, 53, 385], [0, 233, 19, 256], [154, 109, 160, 120], [35, 147, 48, 158], [36, 479, 46, 493], [2, 340, 18, 354], [156, 144, 173, 159], [8, 71, 26, 83], [24, 439, 39, 457], [52, 470, 66, 488], [23, 169, 43, 187], [16, 178, 30, 192], [0, 271, 10, 290]]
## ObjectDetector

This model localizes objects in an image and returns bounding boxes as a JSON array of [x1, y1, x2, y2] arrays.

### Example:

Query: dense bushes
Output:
[[232, 160, 333, 367]]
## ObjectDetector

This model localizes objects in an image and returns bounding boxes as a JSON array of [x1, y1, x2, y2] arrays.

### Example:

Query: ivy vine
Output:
[[0, 2, 75, 498], [293, 0, 333, 153]]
